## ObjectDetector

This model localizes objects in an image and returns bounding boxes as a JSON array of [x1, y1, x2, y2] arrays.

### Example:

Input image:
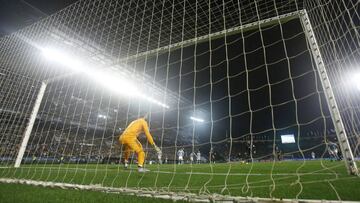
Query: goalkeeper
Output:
[[119, 114, 161, 172]]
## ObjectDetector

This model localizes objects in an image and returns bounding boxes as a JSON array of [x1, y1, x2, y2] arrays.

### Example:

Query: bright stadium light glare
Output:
[[98, 114, 107, 119], [144, 97, 170, 109], [41, 47, 169, 108], [42, 48, 83, 70], [88, 70, 141, 98], [190, 116, 204, 123], [352, 73, 360, 91]]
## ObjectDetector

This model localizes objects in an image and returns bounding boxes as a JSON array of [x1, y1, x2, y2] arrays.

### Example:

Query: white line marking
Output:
[[15, 166, 338, 176]]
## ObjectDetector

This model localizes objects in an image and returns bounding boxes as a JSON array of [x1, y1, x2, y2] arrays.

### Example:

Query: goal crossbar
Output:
[[115, 10, 304, 64], [45, 10, 303, 83]]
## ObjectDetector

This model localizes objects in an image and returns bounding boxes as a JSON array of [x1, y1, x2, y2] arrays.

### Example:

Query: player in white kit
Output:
[[158, 152, 162, 164], [177, 148, 184, 165], [189, 152, 195, 164], [196, 150, 201, 164]]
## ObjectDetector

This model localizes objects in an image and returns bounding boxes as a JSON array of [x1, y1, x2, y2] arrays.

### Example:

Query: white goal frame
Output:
[[12, 11, 358, 203]]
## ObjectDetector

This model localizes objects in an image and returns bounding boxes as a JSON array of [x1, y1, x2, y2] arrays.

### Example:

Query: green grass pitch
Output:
[[0, 183, 186, 203], [1, 160, 360, 202]]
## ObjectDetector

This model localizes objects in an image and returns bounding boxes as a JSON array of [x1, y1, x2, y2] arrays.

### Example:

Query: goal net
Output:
[[0, 0, 359, 201]]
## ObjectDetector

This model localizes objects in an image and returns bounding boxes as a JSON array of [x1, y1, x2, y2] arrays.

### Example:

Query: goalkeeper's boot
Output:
[[138, 167, 150, 173]]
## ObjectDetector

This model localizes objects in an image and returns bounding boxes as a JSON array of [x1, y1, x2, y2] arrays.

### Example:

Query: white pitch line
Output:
[[155, 171, 337, 176], [15, 166, 338, 176]]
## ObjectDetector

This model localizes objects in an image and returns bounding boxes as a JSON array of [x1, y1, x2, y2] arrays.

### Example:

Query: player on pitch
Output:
[[119, 114, 161, 172]]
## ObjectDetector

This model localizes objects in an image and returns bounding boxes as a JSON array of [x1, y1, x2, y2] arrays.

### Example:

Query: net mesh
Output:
[[0, 0, 359, 201]]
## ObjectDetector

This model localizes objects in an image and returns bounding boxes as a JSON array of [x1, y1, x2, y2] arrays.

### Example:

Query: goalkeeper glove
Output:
[[154, 144, 162, 155]]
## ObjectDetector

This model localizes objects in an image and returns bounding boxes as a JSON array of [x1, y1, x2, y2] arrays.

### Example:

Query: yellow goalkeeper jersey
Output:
[[119, 118, 155, 145]]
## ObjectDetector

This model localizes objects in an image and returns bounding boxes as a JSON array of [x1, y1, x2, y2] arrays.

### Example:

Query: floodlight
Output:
[[41, 47, 169, 108], [98, 114, 107, 119], [352, 73, 360, 91], [88, 70, 141, 98], [190, 116, 204, 123], [42, 48, 83, 70], [145, 97, 170, 109]]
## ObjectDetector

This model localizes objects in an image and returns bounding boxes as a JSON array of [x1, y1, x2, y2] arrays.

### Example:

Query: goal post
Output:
[[299, 10, 358, 176], [14, 82, 47, 168]]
